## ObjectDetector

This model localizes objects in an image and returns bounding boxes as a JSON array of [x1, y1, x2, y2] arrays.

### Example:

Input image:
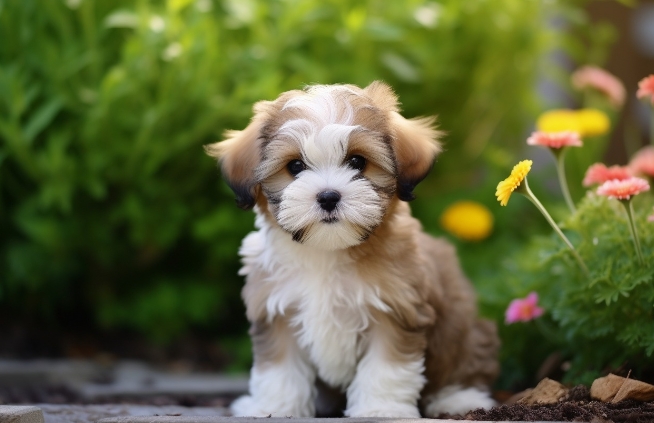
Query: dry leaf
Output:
[[517, 378, 568, 405], [590, 373, 654, 403]]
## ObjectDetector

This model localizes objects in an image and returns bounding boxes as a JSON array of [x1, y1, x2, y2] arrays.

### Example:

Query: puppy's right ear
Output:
[[204, 101, 270, 210]]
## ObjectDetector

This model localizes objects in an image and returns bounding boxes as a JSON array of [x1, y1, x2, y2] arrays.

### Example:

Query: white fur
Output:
[[231, 341, 316, 417], [345, 327, 425, 417], [423, 385, 496, 417], [240, 214, 390, 388], [277, 165, 383, 250], [282, 85, 358, 126]]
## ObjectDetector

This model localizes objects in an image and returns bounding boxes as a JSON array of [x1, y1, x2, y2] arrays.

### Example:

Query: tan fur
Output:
[[206, 81, 499, 417], [350, 200, 499, 405]]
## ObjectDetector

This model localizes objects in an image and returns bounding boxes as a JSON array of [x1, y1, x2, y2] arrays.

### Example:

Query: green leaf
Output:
[[23, 98, 63, 143]]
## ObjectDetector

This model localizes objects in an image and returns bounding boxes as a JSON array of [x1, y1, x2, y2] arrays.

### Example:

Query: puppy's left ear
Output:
[[390, 113, 442, 201], [204, 101, 271, 210]]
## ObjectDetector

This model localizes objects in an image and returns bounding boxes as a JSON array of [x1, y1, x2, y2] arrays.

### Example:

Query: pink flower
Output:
[[572, 66, 626, 108], [583, 163, 632, 187], [637, 75, 654, 105], [526, 131, 583, 149], [505, 292, 544, 324], [597, 177, 650, 200], [629, 146, 654, 177]]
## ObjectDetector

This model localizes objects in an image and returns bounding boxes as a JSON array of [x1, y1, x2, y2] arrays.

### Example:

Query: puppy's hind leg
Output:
[[422, 319, 499, 417], [231, 318, 316, 417]]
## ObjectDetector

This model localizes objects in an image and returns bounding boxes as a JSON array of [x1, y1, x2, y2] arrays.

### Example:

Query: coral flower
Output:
[[637, 75, 654, 105], [526, 131, 583, 149], [583, 163, 632, 187], [496, 160, 532, 206], [505, 292, 544, 324], [571, 66, 626, 108], [440, 201, 494, 242], [596, 177, 650, 200], [629, 146, 654, 177]]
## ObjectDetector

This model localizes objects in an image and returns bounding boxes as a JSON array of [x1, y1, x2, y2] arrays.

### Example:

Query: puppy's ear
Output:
[[363, 81, 443, 201], [390, 113, 442, 201], [204, 101, 270, 210], [363, 81, 400, 113]]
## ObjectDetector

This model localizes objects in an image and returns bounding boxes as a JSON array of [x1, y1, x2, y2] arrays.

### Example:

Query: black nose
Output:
[[317, 190, 341, 212]]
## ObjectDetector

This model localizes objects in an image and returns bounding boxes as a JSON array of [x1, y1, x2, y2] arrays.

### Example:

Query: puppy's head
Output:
[[205, 81, 442, 250]]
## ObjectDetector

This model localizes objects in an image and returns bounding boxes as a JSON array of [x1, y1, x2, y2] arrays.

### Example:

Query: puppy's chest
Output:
[[271, 255, 384, 387]]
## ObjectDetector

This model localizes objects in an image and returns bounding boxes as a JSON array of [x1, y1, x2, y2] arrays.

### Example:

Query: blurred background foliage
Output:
[[0, 0, 627, 388]]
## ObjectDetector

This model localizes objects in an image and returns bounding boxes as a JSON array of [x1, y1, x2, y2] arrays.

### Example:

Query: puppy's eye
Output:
[[287, 159, 306, 176], [347, 155, 366, 171]]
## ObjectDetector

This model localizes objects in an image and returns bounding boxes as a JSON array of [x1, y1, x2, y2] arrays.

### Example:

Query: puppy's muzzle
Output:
[[317, 190, 341, 212]]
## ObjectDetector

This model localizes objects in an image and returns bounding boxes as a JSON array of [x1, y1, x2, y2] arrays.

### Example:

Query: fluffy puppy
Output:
[[205, 82, 499, 418]]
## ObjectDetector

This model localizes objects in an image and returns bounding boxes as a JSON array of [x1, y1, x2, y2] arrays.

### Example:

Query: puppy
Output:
[[205, 82, 499, 418]]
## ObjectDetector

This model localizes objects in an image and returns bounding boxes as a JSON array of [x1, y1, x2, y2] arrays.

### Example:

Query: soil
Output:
[[440, 386, 654, 422]]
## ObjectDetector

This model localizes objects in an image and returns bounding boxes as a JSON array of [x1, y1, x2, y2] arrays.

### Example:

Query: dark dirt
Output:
[[457, 400, 654, 422], [440, 386, 654, 422]]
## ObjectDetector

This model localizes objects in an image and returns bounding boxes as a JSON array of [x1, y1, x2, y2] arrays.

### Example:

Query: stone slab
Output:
[[39, 405, 228, 423], [0, 405, 573, 423], [0, 360, 248, 400], [0, 405, 45, 423], [98, 418, 569, 423]]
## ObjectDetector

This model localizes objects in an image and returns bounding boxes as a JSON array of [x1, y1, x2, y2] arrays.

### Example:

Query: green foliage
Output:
[[485, 192, 654, 386], [0, 0, 601, 370]]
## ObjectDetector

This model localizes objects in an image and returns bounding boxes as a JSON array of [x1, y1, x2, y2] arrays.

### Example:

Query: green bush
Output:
[[487, 190, 654, 386], [0, 0, 601, 366]]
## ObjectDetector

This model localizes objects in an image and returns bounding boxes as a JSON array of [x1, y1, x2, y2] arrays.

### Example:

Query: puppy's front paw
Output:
[[230, 395, 269, 417], [230, 394, 314, 418], [346, 402, 421, 418]]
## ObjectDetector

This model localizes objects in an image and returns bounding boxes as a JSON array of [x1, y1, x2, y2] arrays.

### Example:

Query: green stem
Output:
[[622, 200, 645, 266], [520, 177, 590, 276], [555, 148, 576, 214]]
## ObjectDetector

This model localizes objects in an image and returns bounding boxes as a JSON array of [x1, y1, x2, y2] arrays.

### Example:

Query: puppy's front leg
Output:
[[345, 322, 426, 417], [231, 318, 316, 417]]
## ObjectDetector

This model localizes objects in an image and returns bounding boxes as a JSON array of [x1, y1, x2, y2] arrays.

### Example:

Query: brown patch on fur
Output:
[[416, 235, 500, 410], [204, 101, 271, 209], [360, 81, 443, 201], [249, 316, 297, 366], [390, 114, 443, 201], [350, 200, 437, 331], [362, 81, 400, 113]]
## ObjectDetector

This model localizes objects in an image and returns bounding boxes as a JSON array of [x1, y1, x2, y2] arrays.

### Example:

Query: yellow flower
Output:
[[536, 108, 610, 137], [536, 110, 581, 133], [576, 108, 610, 137], [496, 160, 532, 206], [440, 201, 494, 242]]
